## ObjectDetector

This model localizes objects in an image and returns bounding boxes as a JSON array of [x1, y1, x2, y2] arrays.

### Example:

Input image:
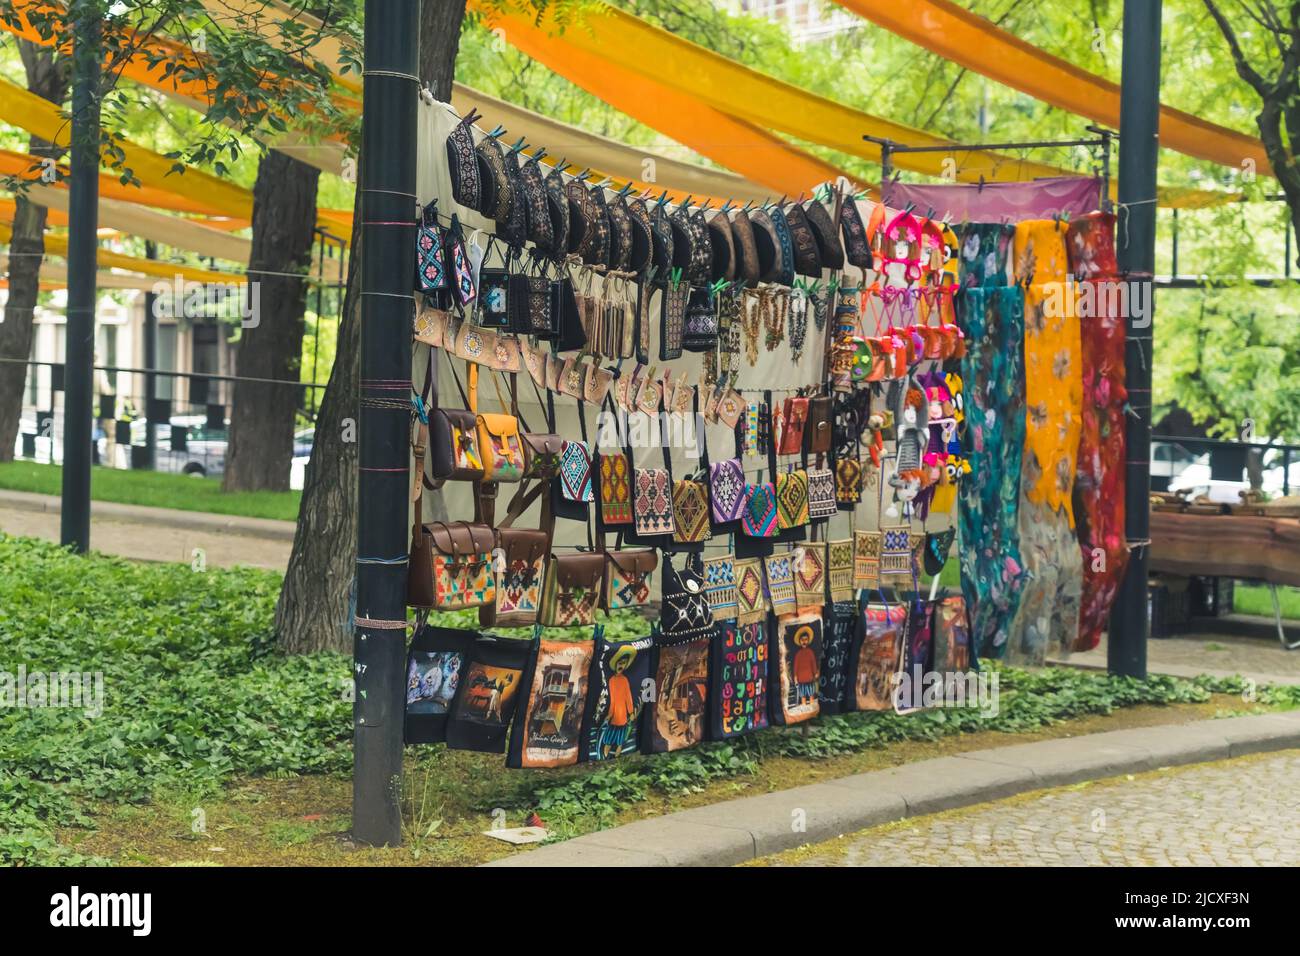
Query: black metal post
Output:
[[60, 0, 101, 552], [1108, 0, 1162, 679], [143, 239, 158, 470], [352, 0, 418, 848]]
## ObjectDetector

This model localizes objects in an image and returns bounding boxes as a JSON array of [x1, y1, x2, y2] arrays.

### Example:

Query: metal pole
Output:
[[1108, 0, 1162, 679], [352, 0, 418, 848], [60, 0, 101, 553], [143, 239, 158, 470]]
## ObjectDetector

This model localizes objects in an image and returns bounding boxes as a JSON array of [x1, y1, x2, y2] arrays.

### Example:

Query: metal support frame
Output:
[[352, 0, 419, 848], [60, 0, 101, 553], [1108, 0, 1162, 679], [863, 130, 1114, 211]]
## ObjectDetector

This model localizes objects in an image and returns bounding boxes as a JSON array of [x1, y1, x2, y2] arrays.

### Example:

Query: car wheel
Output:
[[183, 464, 206, 478]]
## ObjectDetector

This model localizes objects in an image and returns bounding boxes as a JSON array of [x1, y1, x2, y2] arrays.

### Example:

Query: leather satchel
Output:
[[407, 520, 496, 610], [603, 548, 658, 611], [476, 412, 524, 484], [539, 551, 606, 627], [521, 432, 565, 481], [805, 395, 833, 454]]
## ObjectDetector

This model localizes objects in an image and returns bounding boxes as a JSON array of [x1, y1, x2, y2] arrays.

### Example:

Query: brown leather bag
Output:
[[805, 395, 833, 454], [539, 551, 606, 627], [407, 520, 496, 609], [482, 527, 549, 626]]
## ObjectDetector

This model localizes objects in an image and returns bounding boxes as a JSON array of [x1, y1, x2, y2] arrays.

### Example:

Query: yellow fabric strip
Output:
[[475, 1, 1071, 185], [0, 221, 245, 284], [833, 0, 1270, 175]]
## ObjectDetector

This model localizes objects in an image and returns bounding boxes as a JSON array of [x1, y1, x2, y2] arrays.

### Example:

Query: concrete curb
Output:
[[0, 488, 296, 541], [483, 711, 1300, 867]]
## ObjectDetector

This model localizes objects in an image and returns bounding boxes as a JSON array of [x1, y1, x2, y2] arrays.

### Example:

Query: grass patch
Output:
[[0, 461, 301, 522], [1233, 582, 1300, 620], [4, 533, 1297, 866]]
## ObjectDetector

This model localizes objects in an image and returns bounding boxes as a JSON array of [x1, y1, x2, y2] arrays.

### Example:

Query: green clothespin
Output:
[[670, 266, 683, 291]]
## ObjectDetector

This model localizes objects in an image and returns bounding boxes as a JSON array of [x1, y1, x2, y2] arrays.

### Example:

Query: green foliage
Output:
[[0, 461, 302, 521], [0, 535, 350, 865]]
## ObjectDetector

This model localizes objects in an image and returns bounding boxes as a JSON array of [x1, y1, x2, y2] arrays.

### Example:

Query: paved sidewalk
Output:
[[0, 489, 293, 571], [773, 751, 1300, 866], [1054, 631, 1300, 687], [485, 711, 1300, 867]]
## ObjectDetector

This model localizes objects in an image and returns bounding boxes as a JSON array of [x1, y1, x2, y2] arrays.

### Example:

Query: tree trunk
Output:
[[0, 43, 68, 463], [222, 150, 321, 492], [274, 2, 466, 655]]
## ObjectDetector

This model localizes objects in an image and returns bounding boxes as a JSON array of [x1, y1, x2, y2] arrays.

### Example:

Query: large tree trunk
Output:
[[222, 150, 321, 491], [0, 43, 68, 463], [274, 1, 467, 655]]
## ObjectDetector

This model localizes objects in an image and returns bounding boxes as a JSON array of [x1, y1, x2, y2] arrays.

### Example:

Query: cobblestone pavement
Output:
[[776, 751, 1300, 866]]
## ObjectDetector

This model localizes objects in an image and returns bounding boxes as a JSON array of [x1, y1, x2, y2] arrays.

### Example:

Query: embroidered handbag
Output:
[[777, 397, 810, 457], [416, 202, 447, 293], [880, 525, 914, 578], [734, 557, 769, 624], [660, 279, 689, 360], [671, 471, 712, 544], [807, 467, 837, 519], [776, 469, 810, 530], [603, 548, 657, 611], [854, 530, 881, 590], [835, 457, 863, 505], [741, 481, 778, 538], [709, 457, 747, 526], [660, 555, 715, 640], [477, 266, 512, 330], [407, 521, 496, 610], [633, 467, 675, 537], [764, 551, 796, 617], [539, 552, 605, 627], [485, 528, 548, 627], [558, 438, 594, 504], [598, 451, 634, 527], [518, 152, 554, 253], [703, 553, 738, 621], [793, 541, 827, 606], [543, 164, 570, 259], [802, 196, 844, 271], [404, 624, 475, 744], [475, 135, 512, 223], [445, 215, 477, 308], [511, 273, 553, 338], [828, 539, 855, 604], [445, 109, 481, 210], [631, 403, 676, 538], [682, 286, 718, 353]]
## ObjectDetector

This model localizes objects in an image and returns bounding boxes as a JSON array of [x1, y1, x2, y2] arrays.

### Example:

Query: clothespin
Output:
[[532, 148, 547, 163], [553, 156, 568, 173], [670, 266, 683, 290], [682, 194, 694, 210], [577, 168, 592, 182], [720, 199, 734, 214], [655, 189, 669, 207], [617, 182, 633, 197], [508, 136, 526, 154], [741, 200, 754, 212], [487, 125, 505, 139]]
